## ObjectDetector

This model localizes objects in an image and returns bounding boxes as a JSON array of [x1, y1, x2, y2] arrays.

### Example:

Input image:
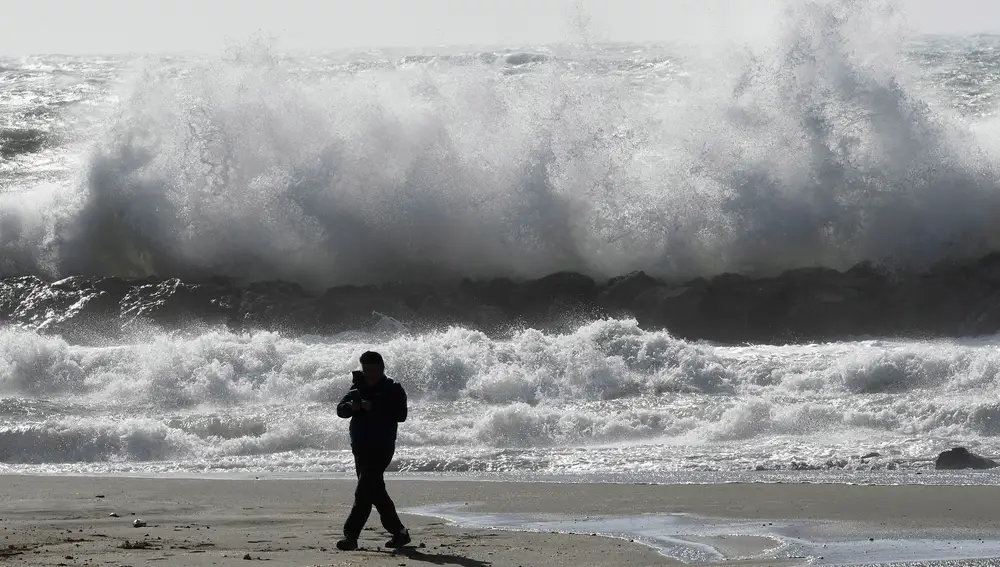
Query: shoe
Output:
[[336, 537, 358, 551], [385, 529, 411, 548]]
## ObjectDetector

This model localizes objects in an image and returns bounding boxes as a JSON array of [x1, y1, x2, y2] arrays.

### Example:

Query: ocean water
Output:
[[4, 1, 1000, 482]]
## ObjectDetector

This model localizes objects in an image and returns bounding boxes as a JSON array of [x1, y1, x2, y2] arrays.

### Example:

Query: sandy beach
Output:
[[2, 475, 1000, 567]]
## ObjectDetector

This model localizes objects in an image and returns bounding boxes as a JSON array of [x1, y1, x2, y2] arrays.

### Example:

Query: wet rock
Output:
[[599, 271, 661, 310], [633, 281, 706, 337], [0, 276, 120, 342], [239, 280, 324, 333], [525, 272, 596, 301], [121, 278, 238, 329], [935, 447, 998, 470], [8, 251, 1000, 344]]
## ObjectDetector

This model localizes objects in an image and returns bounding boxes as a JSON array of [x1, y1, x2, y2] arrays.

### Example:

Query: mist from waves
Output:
[[3, 1, 1000, 290]]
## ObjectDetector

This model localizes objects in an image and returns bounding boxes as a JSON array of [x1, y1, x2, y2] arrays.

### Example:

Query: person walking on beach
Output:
[[335, 351, 411, 550]]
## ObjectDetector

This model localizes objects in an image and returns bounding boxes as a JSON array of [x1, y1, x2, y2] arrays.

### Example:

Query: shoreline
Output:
[[4, 475, 1000, 566], [3, 467, 999, 486]]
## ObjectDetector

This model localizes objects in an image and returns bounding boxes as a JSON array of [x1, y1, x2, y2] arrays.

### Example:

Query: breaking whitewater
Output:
[[4, 1, 1000, 482]]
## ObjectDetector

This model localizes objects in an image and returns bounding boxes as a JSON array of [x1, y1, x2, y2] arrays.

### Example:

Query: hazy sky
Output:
[[2, 0, 1000, 55]]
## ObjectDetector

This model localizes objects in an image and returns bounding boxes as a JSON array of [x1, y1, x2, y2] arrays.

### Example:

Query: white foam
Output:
[[2, 321, 1000, 474]]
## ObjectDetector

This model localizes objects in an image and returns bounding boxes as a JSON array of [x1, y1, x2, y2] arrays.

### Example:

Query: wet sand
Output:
[[2, 475, 1000, 566]]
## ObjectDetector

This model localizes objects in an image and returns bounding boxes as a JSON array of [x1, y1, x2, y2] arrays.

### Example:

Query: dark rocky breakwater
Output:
[[5, 252, 1000, 344]]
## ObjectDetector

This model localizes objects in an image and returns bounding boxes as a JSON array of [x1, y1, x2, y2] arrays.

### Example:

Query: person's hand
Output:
[[361, 399, 372, 411], [351, 399, 362, 412]]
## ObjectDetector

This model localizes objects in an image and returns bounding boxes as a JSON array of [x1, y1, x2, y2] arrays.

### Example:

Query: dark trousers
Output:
[[343, 447, 405, 539]]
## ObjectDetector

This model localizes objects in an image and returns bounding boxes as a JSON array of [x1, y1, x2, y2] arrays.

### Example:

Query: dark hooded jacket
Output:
[[336, 371, 407, 451]]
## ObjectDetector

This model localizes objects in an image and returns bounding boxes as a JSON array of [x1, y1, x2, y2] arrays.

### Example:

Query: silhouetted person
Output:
[[335, 351, 410, 550]]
